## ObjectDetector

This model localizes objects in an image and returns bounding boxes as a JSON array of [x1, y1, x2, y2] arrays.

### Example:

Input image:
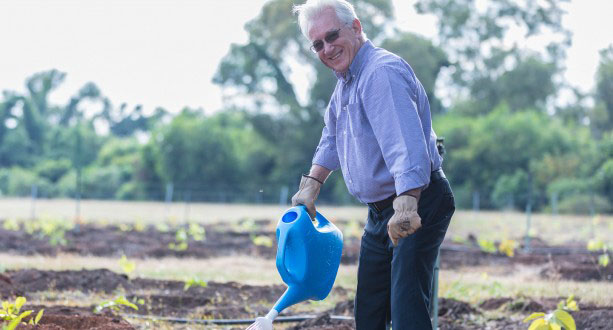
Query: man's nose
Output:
[[323, 41, 334, 55]]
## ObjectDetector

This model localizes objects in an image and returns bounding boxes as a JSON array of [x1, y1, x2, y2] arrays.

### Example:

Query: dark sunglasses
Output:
[[310, 28, 342, 53]]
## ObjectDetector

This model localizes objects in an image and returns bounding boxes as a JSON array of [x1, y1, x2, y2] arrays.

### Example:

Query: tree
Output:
[[415, 0, 571, 113]]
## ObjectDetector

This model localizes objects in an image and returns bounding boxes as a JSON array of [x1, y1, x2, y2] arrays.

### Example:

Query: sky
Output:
[[0, 0, 612, 115]]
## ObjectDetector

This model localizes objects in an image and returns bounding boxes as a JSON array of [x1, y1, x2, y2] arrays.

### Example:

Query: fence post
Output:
[[30, 184, 38, 220], [524, 176, 533, 252], [164, 183, 174, 221], [183, 189, 191, 223], [551, 191, 558, 216], [279, 186, 289, 205]]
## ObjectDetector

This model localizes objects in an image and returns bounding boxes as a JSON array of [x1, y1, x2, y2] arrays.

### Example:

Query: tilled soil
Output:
[[1, 269, 611, 329], [1, 221, 611, 282]]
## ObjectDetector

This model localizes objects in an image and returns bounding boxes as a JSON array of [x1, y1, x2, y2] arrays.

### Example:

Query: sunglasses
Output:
[[310, 28, 342, 53]]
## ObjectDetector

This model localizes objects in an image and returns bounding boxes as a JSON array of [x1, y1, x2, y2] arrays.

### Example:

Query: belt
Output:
[[367, 169, 446, 212]]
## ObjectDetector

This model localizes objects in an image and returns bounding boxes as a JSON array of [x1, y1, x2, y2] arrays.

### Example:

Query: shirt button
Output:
[[344, 130, 347, 135], [349, 180, 353, 183]]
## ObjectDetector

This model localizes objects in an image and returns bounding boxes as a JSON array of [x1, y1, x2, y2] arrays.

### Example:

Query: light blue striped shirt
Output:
[[312, 40, 442, 204]]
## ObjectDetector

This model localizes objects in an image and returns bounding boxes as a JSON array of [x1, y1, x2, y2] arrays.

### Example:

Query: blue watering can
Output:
[[248, 205, 343, 329]]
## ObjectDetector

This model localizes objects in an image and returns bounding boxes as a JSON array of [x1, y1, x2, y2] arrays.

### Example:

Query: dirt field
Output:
[[1, 199, 612, 329]]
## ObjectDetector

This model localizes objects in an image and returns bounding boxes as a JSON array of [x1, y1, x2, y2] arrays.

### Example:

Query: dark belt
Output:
[[367, 169, 446, 212]]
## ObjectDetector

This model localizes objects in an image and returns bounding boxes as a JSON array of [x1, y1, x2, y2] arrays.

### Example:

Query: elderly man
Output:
[[290, 0, 455, 329]]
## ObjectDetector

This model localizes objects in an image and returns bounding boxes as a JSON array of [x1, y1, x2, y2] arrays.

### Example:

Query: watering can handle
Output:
[[276, 223, 294, 283]]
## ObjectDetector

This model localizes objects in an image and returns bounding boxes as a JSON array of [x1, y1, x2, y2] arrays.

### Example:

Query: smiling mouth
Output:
[[329, 50, 342, 60]]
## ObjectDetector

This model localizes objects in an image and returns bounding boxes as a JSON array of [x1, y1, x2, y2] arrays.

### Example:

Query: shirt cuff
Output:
[[313, 149, 340, 172], [394, 168, 429, 195]]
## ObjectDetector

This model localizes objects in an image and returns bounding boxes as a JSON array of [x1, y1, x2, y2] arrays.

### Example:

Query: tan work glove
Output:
[[291, 175, 322, 219], [387, 195, 422, 246]]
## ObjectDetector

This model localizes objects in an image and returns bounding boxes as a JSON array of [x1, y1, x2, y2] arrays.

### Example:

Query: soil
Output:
[[1, 222, 611, 282], [1, 269, 611, 329]]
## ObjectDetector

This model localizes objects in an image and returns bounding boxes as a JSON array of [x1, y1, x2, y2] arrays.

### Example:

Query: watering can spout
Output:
[[271, 286, 304, 314]]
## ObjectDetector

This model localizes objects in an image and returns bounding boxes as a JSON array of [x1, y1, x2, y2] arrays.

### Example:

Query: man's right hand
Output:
[[291, 175, 322, 219]]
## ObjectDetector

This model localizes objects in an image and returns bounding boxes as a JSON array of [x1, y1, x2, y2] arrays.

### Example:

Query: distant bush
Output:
[[557, 194, 612, 215]]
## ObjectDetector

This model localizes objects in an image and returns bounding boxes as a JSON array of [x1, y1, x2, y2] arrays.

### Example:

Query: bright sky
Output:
[[0, 0, 611, 115]]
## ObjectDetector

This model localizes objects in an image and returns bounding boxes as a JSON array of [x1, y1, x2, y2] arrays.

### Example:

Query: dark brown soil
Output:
[[1, 221, 611, 282], [1, 269, 611, 330]]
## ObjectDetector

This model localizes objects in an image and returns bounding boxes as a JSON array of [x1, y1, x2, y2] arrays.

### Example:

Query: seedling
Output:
[[169, 228, 188, 251], [94, 296, 142, 313], [119, 255, 136, 275], [524, 295, 577, 330], [188, 223, 205, 241], [1, 296, 44, 327], [587, 239, 605, 251], [478, 239, 497, 254], [155, 223, 170, 232], [598, 251, 610, 267], [2, 219, 20, 231], [183, 277, 208, 291], [133, 220, 146, 232], [498, 239, 518, 257], [251, 235, 273, 248]]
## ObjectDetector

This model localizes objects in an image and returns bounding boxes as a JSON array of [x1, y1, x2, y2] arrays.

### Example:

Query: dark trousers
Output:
[[354, 174, 455, 330]]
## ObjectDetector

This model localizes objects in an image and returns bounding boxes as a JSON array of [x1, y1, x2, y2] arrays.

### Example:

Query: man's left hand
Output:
[[387, 195, 422, 246]]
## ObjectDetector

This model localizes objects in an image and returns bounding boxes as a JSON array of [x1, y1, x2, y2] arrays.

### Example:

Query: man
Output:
[[290, 1, 455, 329]]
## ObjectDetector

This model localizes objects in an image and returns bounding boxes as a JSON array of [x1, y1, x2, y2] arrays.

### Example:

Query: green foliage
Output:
[[524, 295, 577, 330], [169, 228, 189, 251], [478, 239, 497, 254], [251, 235, 273, 248], [119, 255, 136, 275], [0, 296, 43, 327], [94, 296, 141, 314], [183, 277, 208, 291]]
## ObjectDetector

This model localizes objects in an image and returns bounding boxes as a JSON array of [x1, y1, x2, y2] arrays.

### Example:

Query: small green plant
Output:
[[2, 219, 20, 231], [587, 239, 610, 268], [169, 228, 188, 251], [188, 223, 205, 241], [598, 251, 610, 267], [524, 295, 577, 330], [251, 235, 273, 248], [94, 296, 142, 313], [133, 220, 146, 232], [478, 239, 497, 253], [155, 223, 170, 233], [587, 238, 605, 251], [498, 239, 518, 257], [1, 297, 44, 327], [119, 255, 136, 275], [183, 277, 208, 291]]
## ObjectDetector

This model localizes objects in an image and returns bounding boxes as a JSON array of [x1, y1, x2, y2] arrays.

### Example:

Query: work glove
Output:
[[387, 195, 422, 246], [291, 175, 322, 220]]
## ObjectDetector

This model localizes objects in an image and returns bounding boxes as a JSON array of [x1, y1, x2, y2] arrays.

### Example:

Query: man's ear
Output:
[[352, 18, 363, 37]]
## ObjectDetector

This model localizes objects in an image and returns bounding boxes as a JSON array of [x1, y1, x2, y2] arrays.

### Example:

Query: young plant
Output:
[[2, 219, 20, 231], [1, 296, 44, 327], [119, 255, 136, 275], [524, 295, 578, 330], [498, 239, 518, 257], [183, 277, 208, 291], [188, 223, 205, 241], [168, 228, 188, 251], [251, 234, 273, 248], [478, 239, 497, 254], [94, 296, 142, 313]]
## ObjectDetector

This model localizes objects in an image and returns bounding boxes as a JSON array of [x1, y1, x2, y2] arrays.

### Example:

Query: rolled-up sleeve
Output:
[[312, 97, 340, 171], [359, 65, 431, 194]]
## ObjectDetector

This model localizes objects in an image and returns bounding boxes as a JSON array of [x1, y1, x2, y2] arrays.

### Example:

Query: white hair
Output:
[[292, 0, 367, 40]]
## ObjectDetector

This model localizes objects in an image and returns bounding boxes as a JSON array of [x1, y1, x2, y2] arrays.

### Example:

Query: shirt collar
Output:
[[335, 40, 374, 83]]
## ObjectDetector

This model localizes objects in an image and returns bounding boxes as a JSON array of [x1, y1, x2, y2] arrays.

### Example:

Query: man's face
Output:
[[308, 8, 362, 74]]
